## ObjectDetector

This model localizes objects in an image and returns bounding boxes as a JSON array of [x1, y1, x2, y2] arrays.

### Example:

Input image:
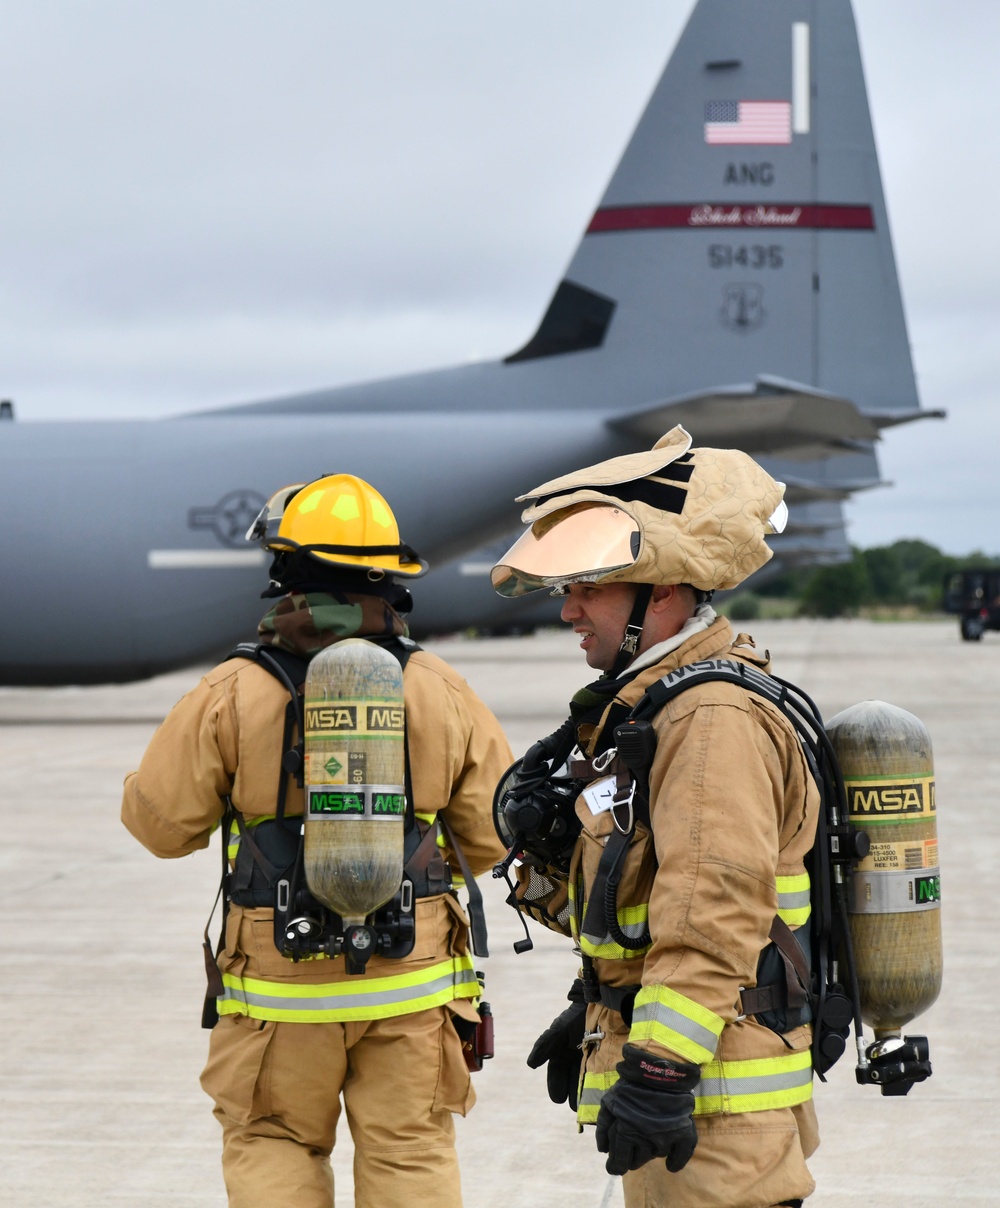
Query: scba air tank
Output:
[[826, 700, 942, 1038], [303, 638, 406, 928]]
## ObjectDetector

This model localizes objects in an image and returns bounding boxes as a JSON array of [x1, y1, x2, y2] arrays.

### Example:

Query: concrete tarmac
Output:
[[1, 618, 996, 1206]]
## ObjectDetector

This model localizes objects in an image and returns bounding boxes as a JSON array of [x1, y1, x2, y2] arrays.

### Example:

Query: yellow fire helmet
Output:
[[491, 425, 787, 597], [247, 474, 427, 579]]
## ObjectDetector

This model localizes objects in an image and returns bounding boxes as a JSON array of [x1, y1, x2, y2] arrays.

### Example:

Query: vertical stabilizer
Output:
[[528, 0, 918, 417]]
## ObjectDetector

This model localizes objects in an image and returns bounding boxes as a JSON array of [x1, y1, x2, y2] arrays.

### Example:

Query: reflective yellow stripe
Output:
[[415, 810, 462, 885], [218, 955, 479, 1022], [693, 1051, 813, 1115], [576, 1050, 812, 1123], [414, 810, 447, 847], [629, 986, 725, 1065], [570, 873, 810, 957], [776, 872, 811, 927], [578, 1070, 617, 1123], [227, 813, 275, 861], [569, 878, 651, 959]]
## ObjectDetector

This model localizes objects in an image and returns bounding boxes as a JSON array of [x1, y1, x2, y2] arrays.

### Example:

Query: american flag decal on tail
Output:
[[705, 100, 792, 145]]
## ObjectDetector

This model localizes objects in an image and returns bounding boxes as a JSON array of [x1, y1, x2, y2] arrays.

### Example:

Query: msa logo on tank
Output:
[[367, 706, 404, 731], [305, 702, 404, 733], [306, 704, 357, 731], [308, 789, 405, 818], [846, 776, 935, 820], [914, 873, 941, 904]]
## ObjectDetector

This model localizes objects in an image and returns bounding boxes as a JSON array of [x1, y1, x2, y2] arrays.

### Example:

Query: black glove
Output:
[[595, 1043, 700, 1176], [526, 978, 587, 1111]]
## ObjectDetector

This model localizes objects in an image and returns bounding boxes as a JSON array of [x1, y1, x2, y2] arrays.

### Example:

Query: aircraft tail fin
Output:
[[513, 0, 927, 425]]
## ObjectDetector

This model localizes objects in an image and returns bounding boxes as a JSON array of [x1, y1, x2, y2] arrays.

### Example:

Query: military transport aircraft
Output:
[[0, 0, 941, 685]]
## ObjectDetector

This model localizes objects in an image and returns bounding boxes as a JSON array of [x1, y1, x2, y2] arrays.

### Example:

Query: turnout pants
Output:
[[200, 1005, 474, 1208], [620, 1100, 819, 1208]]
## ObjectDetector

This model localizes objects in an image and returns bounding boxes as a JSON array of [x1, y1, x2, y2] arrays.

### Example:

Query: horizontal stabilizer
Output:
[[780, 474, 882, 504], [866, 407, 947, 431], [609, 375, 878, 460]]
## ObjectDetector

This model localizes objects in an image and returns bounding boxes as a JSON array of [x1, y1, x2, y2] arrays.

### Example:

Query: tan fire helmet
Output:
[[490, 425, 787, 597]]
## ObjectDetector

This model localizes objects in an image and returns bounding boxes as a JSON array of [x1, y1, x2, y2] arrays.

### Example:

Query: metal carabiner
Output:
[[611, 782, 635, 835], [591, 747, 618, 774]]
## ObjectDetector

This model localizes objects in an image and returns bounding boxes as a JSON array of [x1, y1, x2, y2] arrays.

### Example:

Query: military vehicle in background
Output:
[[943, 570, 1000, 641]]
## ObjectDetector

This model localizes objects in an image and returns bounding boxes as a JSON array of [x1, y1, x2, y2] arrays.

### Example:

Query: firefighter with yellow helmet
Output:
[[122, 474, 511, 1208], [491, 427, 820, 1208]]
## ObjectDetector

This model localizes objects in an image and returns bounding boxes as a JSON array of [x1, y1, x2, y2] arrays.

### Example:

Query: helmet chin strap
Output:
[[607, 583, 654, 680]]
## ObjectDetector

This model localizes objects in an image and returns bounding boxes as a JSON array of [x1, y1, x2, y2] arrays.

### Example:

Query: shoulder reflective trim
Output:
[[693, 1051, 813, 1116], [227, 813, 276, 861], [629, 985, 725, 1065], [776, 873, 811, 927], [217, 956, 478, 1022]]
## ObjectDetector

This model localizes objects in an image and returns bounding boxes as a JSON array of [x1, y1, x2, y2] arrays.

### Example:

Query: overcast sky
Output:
[[1, 1, 997, 555]]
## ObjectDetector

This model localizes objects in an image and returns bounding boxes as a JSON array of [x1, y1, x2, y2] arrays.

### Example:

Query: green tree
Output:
[[798, 550, 871, 617]]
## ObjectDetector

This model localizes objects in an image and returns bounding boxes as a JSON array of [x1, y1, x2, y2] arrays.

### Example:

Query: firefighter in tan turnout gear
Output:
[[122, 474, 511, 1208], [490, 426, 820, 1208]]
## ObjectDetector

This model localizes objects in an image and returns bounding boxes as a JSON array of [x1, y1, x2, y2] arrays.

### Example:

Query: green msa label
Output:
[[915, 873, 941, 905], [372, 792, 405, 816], [309, 790, 364, 816]]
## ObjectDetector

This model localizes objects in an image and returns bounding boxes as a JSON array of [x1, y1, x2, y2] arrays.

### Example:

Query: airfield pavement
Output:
[[1, 617, 997, 1207]]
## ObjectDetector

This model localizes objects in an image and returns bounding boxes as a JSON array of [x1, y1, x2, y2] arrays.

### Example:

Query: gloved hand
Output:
[[526, 978, 587, 1111], [595, 1043, 700, 1176]]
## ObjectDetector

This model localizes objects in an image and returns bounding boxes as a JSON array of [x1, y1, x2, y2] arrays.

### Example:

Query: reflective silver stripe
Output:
[[631, 998, 721, 1061], [578, 1086, 607, 1111], [220, 960, 478, 1020], [693, 1052, 813, 1114], [577, 1053, 813, 1122], [581, 917, 649, 947], [697, 1064, 812, 1100], [778, 887, 810, 911], [849, 866, 941, 914]]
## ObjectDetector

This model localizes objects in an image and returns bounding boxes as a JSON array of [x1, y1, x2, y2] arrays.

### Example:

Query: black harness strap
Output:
[[204, 636, 490, 1012], [439, 813, 489, 958], [201, 796, 232, 1028]]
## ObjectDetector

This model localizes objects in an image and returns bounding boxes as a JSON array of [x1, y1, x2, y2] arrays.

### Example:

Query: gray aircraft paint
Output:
[[0, 0, 938, 684]]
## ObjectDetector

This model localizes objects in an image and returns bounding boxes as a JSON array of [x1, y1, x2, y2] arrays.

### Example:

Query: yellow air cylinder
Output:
[[302, 638, 406, 925], [826, 700, 942, 1038]]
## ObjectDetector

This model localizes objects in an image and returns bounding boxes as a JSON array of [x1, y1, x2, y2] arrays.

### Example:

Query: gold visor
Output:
[[490, 503, 640, 597]]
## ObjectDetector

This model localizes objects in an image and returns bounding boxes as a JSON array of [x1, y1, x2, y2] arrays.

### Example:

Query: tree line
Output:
[[727, 540, 1000, 620]]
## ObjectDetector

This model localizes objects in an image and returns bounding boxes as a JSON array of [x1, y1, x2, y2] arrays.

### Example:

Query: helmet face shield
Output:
[[490, 503, 640, 597], [245, 483, 306, 544]]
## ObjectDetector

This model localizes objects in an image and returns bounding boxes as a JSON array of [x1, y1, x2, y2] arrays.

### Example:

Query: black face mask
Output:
[[263, 552, 413, 613]]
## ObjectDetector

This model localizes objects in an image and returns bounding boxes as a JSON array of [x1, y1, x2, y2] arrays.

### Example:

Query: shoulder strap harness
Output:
[[202, 635, 488, 1024], [566, 657, 867, 1078]]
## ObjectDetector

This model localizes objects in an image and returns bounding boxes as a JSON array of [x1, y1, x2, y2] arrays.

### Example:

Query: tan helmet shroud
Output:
[[491, 425, 786, 596]]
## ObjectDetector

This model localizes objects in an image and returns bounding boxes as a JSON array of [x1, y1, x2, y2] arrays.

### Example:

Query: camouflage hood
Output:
[[257, 590, 408, 659]]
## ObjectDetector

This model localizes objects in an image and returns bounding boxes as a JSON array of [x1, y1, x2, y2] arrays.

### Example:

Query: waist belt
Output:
[[584, 980, 641, 1023]]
